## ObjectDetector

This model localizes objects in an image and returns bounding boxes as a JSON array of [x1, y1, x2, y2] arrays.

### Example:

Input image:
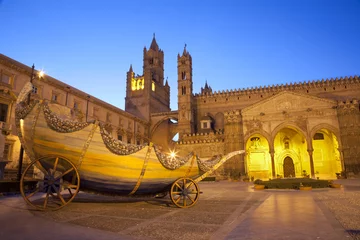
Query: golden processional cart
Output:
[[16, 83, 244, 210]]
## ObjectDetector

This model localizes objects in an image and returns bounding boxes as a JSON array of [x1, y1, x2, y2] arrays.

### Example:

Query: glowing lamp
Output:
[[38, 70, 45, 78], [169, 151, 177, 159]]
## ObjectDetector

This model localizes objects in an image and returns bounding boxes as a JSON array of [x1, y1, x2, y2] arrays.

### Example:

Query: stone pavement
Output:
[[0, 179, 359, 240]]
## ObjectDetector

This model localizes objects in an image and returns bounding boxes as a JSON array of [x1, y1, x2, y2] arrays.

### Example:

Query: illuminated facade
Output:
[[0, 36, 359, 180], [0, 54, 148, 178], [145, 37, 360, 180]]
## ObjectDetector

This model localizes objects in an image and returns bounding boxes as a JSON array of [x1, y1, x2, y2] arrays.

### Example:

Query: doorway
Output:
[[283, 157, 295, 177]]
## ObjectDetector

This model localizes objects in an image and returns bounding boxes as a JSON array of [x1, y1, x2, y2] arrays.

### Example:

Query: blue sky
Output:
[[1, 0, 359, 110]]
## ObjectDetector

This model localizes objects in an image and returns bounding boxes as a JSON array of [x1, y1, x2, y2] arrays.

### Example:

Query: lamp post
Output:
[[17, 64, 35, 181]]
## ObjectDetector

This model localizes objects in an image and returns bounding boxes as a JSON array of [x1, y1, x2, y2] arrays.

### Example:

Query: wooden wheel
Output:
[[20, 155, 80, 211], [170, 178, 200, 208]]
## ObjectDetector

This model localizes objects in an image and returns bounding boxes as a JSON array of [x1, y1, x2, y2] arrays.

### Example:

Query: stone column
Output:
[[224, 110, 244, 176], [307, 149, 315, 178], [338, 148, 345, 172], [270, 150, 275, 178]]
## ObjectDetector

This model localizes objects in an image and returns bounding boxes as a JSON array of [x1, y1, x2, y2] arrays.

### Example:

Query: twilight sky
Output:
[[1, 0, 359, 110]]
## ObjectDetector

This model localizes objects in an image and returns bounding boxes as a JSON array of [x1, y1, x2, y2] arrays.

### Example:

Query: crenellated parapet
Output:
[[195, 75, 360, 98], [177, 131, 224, 145]]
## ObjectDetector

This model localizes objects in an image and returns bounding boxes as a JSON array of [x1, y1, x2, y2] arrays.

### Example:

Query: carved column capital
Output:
[[224, 110, 241, 123]]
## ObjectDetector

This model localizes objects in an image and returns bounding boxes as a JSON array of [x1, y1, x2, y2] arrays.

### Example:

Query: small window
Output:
[[52, 93, 58, 102], [32, 86, 38, 94], [1, 73, 11, 84], [136, 140, 141, 145], [202, 122, 208, 129], [313, 133, 324, 140], [0, 103, 8, 122], [74, 102, 78, 109], [106, 112, 112, 122], [117, 135, 122, 141], [182, 86, 186, 95], [182, 71, 187, 80], [127, 138, 131, 144]]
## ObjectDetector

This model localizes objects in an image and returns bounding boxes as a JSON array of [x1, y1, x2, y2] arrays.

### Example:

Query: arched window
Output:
[[182, 86, 186, 95], [313, 133, 324, 140], [182, 71, 187, 80]]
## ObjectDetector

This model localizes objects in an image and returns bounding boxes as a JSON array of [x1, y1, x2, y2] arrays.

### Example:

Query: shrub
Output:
[[261, 178, 330, 189], [254, 179, 263, 185]]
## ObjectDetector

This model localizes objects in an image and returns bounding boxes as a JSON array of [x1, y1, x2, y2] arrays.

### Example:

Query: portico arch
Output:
[[272, 124, 310, 178], [310, 125, 342, 179], [244, 133, 271, 179]]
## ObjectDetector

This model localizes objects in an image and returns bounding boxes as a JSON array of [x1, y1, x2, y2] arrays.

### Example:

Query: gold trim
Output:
[[29, 102, 43, 160], [194, 150, 245, 183], [77, 121, 98, 170], [184, 154, 196, 178], [128, 142, 153, 195]]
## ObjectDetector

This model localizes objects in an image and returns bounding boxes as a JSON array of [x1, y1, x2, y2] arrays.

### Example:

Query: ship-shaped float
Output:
[[16, 83, 244, 210]]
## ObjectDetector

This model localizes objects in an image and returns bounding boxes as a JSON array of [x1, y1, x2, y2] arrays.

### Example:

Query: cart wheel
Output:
[[170, 178, 200, 208], [20, 155, 80, 211]]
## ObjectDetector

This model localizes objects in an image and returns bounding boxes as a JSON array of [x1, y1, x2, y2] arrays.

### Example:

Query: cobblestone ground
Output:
[[31, 182, 268, 240], [315, 190, 360, 240], [17, 181, 360, 240]]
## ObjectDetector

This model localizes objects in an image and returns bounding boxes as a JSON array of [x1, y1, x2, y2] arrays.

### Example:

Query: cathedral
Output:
[[128, 36, 360, 180], [1, 36, 360, 180]]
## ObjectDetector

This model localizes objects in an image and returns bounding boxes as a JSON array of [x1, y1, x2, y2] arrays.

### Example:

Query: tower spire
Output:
[[183, 43, 187, 56], [150, 33, 159, 51]]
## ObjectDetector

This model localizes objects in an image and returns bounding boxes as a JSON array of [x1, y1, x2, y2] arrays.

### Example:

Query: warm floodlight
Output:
[[169, 150, 177, 159], [38, 70, 45, 78]]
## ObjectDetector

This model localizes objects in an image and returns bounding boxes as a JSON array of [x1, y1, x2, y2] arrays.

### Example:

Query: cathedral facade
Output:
[[1, 36, 360, 180], [128, 37, 360, 180]]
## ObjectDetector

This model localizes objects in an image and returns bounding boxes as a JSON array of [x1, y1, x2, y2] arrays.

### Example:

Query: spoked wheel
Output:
[[170, 178, 200, 208], [20, 155, 80, 211]]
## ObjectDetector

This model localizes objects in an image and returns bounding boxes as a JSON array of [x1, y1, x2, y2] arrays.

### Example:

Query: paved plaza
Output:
[[0, 179, 360, 240]]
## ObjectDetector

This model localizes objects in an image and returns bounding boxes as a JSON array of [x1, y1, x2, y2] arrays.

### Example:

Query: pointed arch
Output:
[[244, 132, 272, 179], [310, 123, 341, 149], [310, 123, 343, 178], [244, 129, 272, 149], [271, 122, 308, 139]]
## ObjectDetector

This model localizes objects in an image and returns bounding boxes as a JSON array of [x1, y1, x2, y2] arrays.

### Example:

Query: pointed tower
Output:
[[177, 44, 194, 138], [125, 35, 170, 120]]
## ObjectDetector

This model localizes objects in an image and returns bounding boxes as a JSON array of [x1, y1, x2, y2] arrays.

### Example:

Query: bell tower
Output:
[[177, 45, 194, 138], [125, 34, 170, 121]]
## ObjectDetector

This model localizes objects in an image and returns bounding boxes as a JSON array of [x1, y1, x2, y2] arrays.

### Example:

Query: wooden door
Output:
[[283, 157, 295, 178]]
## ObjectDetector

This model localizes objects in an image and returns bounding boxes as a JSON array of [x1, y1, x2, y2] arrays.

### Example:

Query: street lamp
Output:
[[17, 64, 36, 181]]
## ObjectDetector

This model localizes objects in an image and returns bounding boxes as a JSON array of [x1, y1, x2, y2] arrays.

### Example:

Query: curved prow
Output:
[[194, 150, 245, 183], [16, 82, 33, 105]]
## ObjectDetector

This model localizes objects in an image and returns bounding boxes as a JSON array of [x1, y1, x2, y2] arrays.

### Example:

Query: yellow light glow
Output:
[[131, 77, 145, 91], [169, 150, 177, 159], [38, 70, 45, 78], [152, 81, 155, 91], [131, 79, 136, 90]]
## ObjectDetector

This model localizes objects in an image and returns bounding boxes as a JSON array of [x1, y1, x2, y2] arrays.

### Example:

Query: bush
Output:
[[261, 178, 330, 189], [254, 179, 263, 185]]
